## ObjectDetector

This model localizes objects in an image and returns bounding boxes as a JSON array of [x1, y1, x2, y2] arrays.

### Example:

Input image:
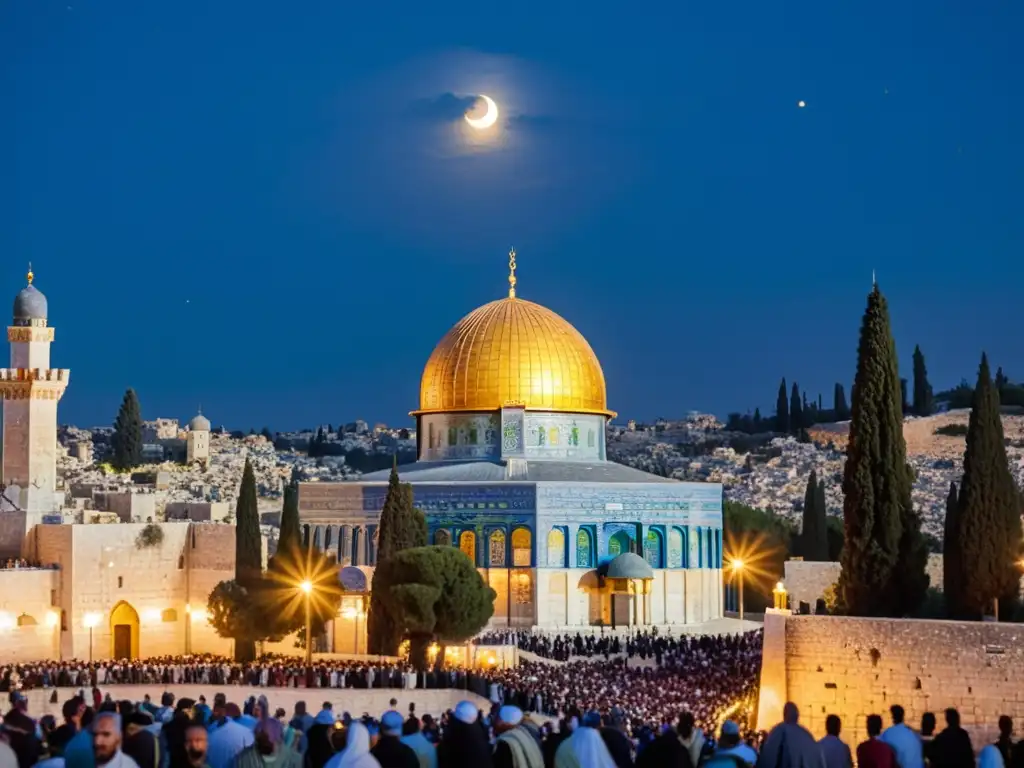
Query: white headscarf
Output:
[[327, 722, 380, 768], [555, 727, 616, 768]]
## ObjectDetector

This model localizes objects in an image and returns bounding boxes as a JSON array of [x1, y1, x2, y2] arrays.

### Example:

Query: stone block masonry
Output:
[[758, 613, 1024, 749]]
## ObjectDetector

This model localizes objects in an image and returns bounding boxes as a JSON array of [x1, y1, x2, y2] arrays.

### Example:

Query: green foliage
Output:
[[934, 424, 968, 437], [368, 463, 428, 656], [822, 581, 839, 614], [798, 471, 828, 561], [833, 383, 850, 421], [912, 345, 934, 417], [723, 500, 793, 613], [234, 458, 262, 589], [111, 388, 143, 471], [207, 580, 261, 662], [838, 285, 928, 617], [910, 588, 947, 620], [775, 379, 789, 434], [277, 481, 302, 557], [789, 383, 803, 436], [942, 481, 961, 618], [825, 516, 844, 561], [135, 523, 164, 549], [373, 546, 496, 670], [952, 354, 1024, 620]]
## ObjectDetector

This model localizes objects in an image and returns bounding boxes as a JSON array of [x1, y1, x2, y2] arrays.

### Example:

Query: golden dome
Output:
[[415, 296, 615, 418]]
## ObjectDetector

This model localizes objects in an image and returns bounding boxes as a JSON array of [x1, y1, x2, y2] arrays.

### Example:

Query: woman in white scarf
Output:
[[554, 727, 616, 768], [324, 722, 380, 768]]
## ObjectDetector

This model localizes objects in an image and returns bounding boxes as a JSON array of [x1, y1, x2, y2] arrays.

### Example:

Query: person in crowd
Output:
[[491, 706, 542, 768], [553, 726, 616, 768], [91, 714, 138, 768], [368, 712, 416, 768], [591, 710, 630, 768], [304, 705, 337, 768], [120, 707, 158, 768], [436, 703, 491, 768], [398, 718, 435, 768], [232, 717, 301, 768], [678, 712, 708, 768], [163, 698, 198, 768], [881, 705, 923, 768], [323, 722, 378, 768], [920, 713, 937, 766], [4, 692, 42, 768], [995, 718, 1014, 766], [816, 715, 850, 768], [2, 735, 22, 768], [856, 716, 895, 768], [206, 705, 253, 768], [634, 722, 690, 768], [755, 702, 823, 768], [930, 710, 974, 768], [37, 720, 75, 768], [65, 706, 99, 768], [184, 723, 211, 768], [979, 743, 1005, 768], [709, 720, 758, 768]]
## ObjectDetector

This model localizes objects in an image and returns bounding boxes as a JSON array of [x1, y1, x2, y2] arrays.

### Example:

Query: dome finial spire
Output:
[[508, 247, 517, 298], [26, 262, 33, 286]]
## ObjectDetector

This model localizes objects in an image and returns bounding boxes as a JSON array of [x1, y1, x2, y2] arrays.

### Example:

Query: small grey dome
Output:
[[605, 552, 655, 580], [13, 285, 48, 324], [189, 413, 211, 431]]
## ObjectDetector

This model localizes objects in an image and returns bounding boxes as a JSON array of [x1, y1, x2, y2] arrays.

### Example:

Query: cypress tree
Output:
[[834, 383, 849, 421], [753, 407, 762, 431], [789, 382, 803, 434], [943, 481, 962, 617], [776, 379, 789, 433], [816, 479, 828, 548], [800, 470, 828, 561], [911, 345, 934, 417], [277, 480, 302, 559], [838, 285, 928, 616], [955, 354, 1023, 619], [368, 461, 428, 655], [235, 457, 262, 588], [111, 388, 143, 471], [900, 378, 909, 416], [994, 367, 1009, 391]]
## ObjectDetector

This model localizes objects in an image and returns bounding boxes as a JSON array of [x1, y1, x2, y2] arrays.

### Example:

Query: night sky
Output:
[[3, 1, 1021, 430]]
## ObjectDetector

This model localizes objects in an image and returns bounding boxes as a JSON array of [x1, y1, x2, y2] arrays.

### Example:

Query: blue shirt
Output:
[[206, 720, 254, 768], [400, 732, 438, 768], [64, 728, 95, 768], [881, 724, 924, 768]]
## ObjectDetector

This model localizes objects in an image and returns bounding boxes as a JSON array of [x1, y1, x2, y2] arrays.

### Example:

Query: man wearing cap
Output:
[[370, 711, 418, 768], [493, 706, 543, 768], [705, 721, 757, 768], [437, 702, 492, 768]]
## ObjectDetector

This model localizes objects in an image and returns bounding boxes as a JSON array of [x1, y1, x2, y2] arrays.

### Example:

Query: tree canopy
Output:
[[111, 388, 143, 471]]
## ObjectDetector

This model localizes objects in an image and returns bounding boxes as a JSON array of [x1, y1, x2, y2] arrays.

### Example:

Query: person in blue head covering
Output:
[[368, 712, 417, 768]]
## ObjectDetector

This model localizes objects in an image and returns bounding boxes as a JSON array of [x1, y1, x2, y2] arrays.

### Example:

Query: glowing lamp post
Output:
[[300, 580, 313, 666], [772, 581, 788, 611], [83, 612, 101, 662], [731, 559, 745, 621]]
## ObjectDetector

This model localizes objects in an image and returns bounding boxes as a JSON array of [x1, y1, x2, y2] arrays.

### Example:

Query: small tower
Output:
[[0, 266, 71, 514], [187, 409, 211, 467]]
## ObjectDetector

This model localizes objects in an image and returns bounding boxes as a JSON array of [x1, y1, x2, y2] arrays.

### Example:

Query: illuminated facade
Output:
[[300, 251, 725, 631]]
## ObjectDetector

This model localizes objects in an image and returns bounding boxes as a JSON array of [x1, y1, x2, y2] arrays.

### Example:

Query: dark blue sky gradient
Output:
[[3, 0, 1021, 430]]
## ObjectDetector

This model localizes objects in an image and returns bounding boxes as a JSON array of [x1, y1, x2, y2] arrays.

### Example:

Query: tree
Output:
[[953, 354, 1023, 619], [277, 480, 302, 557], [943, 481, 962, 617], [235, 458, 262, 587], [799, 471, 828, 561], [900, 378, 909, 416], [723, 501, 794, 613], [775, 379, 789, 433], [368, 462, 428, 655], [912, 345, 934, 417], [260, 426, 273, 441], [994, 367, 1009, 391], [207, 581, 266, 657], [834, 383, 849, 421], [111, 388, 143, 471], [838, 285, 928, 616], [373, 546, 496, 670], [790, 383, 803, 434]]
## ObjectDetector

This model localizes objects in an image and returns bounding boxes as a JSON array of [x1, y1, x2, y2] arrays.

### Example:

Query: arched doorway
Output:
[[109, 602, 140, 660]]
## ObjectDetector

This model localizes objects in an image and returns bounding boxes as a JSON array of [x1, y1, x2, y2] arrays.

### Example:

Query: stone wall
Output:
[[783, 556, 950, 612], [0, 510, 28, 559], [0, 569, 60, 661], [757, 612, 1024, 748]]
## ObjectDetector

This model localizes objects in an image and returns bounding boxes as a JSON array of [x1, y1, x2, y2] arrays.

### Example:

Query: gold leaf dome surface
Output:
[[416, 297, 615, 418]]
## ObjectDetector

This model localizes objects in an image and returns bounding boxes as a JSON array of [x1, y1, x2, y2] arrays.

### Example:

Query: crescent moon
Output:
[[465, 95, 499, 129]]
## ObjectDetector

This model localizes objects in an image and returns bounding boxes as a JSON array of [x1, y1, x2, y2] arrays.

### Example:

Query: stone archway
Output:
[[109, 601, 140, 660]]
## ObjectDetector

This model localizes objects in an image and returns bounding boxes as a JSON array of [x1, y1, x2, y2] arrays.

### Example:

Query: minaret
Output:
[[0, 266, 70, 514]]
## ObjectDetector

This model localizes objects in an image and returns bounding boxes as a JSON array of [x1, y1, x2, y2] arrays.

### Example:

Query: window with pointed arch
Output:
[[608, 530, 631, 558], [459, 531, 476, 565], [434, 529, 452, 547], [668, 527, 684, 569], [643, 529, 663, 569], [489, 530, 507, 567], [511, 528, 531, 567], [576, 528, 593, 568], [547, 528, 566, 568]]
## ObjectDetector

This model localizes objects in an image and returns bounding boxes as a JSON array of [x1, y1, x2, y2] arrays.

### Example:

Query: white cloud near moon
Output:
[[309, 49, 636, 250]]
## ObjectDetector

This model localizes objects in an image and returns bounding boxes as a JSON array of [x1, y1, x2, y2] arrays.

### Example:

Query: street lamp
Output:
[[83, 612, 101, 662], [731, 559, 745, 621], [299, 580, 313, 666]]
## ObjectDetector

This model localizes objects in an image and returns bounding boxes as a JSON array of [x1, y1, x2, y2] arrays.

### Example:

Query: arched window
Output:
[[576, 528, 593, 569], [161, 609, 178, 623], [608, 530, 631, 557], [643, 529, 663, 569], [547, 528, 566, 568], [434, 529, 452, 547], [548, 427, 559, 445], [668, 527, 684, 569], [459, 531, 476, 565], [339, 526, 351, 563], [489, 530, 507, 567], [16, 614, 37, 627], [511, 528, 531, 566]]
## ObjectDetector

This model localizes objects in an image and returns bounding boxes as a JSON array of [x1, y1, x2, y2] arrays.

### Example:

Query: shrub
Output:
[[136, 523, 164, 549]]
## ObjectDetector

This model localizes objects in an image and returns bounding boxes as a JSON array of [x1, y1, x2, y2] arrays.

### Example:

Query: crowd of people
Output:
[[476, 629, 690, 664], [0, 559, 55, 571]]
